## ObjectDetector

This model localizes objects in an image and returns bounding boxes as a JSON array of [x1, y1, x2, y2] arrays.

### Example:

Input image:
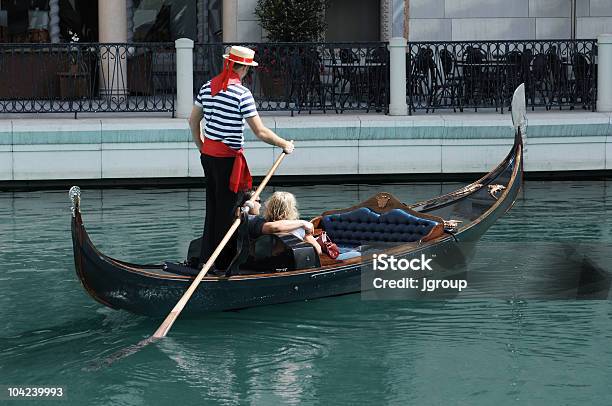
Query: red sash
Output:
[[210, 67, 241, 96], [202, 139, 252, 193]]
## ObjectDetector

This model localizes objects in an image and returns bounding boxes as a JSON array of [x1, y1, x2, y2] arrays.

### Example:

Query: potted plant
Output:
[[59, 30, 89, 99], [254, 0, 327, 98]]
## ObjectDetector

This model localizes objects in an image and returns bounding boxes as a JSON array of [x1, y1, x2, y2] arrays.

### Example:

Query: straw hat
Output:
[[223, 46, 258, 67]]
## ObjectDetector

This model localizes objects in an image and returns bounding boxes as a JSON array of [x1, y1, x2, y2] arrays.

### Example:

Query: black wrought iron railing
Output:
[[194, 42, 390, 114], [0, 39, 598, 116], [0, 42, 175, 115], [407, 39, 597, 113]]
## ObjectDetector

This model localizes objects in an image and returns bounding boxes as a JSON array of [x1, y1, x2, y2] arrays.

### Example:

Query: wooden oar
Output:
[[152, 150, 289, 338]]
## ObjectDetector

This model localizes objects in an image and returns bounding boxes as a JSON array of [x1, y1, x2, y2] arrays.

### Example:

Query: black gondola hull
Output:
[[73, 219, 482, 316], [70, 133, 523, 316]]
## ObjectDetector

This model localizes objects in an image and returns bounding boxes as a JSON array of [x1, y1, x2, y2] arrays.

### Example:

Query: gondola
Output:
[[70, 87, 527, 317]]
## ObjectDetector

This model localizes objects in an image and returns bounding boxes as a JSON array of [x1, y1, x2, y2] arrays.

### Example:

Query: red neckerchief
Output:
[[210, 61, 242, 96], [202, 139, 252, 193]]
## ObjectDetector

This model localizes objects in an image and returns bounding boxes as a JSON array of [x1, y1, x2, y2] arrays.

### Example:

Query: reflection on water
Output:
[[1, 181, 611, 405]]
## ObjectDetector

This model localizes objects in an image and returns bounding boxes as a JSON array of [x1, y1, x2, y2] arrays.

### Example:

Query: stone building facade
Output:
[[407, 0, 612, 41], [0, 0, 609, 44], [225, 0, 612, 42]]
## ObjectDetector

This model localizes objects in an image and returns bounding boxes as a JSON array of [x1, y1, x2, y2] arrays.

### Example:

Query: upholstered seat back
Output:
[[321, 207, 442, 246]]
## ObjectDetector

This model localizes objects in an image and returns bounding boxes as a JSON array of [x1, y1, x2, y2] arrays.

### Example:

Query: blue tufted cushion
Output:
[[322, 207, 440, 245]]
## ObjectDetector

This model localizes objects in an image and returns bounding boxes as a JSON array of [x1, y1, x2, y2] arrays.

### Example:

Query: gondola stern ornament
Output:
[[511, 83, 527, 153], [69, 186, 81, 217]]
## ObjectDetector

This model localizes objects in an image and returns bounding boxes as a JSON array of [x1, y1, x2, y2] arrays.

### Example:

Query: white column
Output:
[[388, 37, 408, 116], [98, 0, 128, 97], [175, 38, 194, 119], [597, 34, 612, 112], [222, 0, 237, 42], [49, 0, 60, 43]]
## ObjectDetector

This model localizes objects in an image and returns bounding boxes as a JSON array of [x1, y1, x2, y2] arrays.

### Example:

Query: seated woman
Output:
[[239, 190, 321, 255], [261, 191, 322, 255], [242, 191, 356, 261]]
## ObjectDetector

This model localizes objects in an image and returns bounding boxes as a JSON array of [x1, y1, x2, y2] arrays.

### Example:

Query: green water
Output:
[[1, 181, 612, 405]]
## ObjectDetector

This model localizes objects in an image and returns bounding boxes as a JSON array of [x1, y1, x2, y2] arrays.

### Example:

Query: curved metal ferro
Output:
[[488, 184, 506, 200], [511, 83, 528, 153], [69, 186, 81, 217]]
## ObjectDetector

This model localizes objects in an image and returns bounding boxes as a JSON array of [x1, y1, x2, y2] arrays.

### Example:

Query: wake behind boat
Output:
[[69, 87, 526, 317]]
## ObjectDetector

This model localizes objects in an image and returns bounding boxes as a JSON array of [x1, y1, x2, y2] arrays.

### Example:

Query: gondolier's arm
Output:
[[246, 115, 294, 154], [188, 106, 204, 151]]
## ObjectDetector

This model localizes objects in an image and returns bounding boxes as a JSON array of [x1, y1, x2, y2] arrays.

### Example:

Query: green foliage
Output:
[[254, 0, 327, 42]]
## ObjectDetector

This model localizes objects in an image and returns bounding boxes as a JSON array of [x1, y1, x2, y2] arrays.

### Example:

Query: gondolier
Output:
[[188, 45, 294, 270]]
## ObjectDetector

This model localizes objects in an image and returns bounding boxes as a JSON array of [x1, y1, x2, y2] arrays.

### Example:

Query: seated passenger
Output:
[[259, 191, 322, 255]]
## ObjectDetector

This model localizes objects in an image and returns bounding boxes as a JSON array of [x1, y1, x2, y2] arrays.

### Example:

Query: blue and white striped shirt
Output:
[[194, 81, 258, 150]]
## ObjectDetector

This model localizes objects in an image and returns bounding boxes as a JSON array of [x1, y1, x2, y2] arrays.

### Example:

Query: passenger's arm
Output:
[[246, 114, 294, 154], [261, 219, 312, 234], [188, 106, 204, 151], [304, 234, 323, 255]]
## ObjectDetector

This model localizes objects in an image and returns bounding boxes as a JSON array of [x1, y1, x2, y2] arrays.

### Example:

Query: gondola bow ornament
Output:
[[511, 83, 527, 154]]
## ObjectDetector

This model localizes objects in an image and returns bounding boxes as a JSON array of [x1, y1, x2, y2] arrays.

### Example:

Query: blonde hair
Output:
[[264, 191, 299, 222]]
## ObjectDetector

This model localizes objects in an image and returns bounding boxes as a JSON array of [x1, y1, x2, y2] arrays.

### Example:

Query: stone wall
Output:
[[2, 112, 612, 181], [408, 0, 612, 41]]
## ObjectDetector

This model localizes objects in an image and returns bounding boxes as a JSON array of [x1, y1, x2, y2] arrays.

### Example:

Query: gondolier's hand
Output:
[[282, 140, 294, 154]]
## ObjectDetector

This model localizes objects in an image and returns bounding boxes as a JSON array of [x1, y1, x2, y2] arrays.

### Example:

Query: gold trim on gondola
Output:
[[488, 184, 506, 200]]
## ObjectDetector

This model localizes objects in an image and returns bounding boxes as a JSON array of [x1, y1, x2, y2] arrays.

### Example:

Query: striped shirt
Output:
[[194, 81, 258, 150]]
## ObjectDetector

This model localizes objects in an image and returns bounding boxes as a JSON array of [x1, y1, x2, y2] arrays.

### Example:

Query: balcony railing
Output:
[[0, 42, 175, 115], [407, 39, 597, 113], [194, 42, 390, 114], [0, 39, 599, 116]]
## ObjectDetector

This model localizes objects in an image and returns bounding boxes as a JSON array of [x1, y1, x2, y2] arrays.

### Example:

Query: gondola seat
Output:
[[321, 207, 444, 247]]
